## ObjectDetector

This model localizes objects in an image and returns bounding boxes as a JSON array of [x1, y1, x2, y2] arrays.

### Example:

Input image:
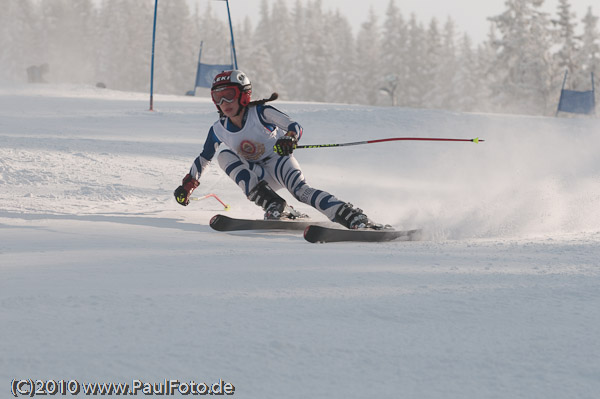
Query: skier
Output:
[[174, 69, 374, 229]]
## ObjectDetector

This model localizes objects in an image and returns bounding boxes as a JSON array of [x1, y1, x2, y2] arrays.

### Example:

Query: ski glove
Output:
[[174, 173, 199, 206], [274, 131, 298, 156]]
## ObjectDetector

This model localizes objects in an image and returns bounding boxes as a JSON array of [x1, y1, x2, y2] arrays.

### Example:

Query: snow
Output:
[[1, 84, 599, 398]]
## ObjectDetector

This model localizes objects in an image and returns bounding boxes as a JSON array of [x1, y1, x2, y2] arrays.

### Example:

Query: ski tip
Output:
[[303, 225, 323, 243], [304, 225, 424, 243], [209, 214, 221, 225], [209, 214, 226, 226], [209, 214, 232, 231], [303, 225, 312, 239]]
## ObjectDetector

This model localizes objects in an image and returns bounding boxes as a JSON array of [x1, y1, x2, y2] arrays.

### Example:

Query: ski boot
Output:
[[334, 203, 386, 230], [248, 180, 286, 220], [264, 203, 307, 220], [248, 181, 308, 220], [263, 201, 286, 220]]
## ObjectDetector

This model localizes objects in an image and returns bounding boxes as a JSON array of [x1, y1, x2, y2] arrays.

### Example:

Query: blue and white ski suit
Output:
[[189, 104, 345, 220]]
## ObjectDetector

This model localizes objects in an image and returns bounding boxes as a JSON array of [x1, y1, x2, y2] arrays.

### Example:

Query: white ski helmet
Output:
[[211, 70, 252, 107]]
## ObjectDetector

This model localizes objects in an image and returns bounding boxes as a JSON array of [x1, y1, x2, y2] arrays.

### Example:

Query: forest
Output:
[[1, 0, 598, 115]]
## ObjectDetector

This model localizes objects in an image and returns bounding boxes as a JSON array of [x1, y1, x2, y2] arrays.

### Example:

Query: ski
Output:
[[303, 225, 422, 243], [209, 214, 314, 232], [210, 214, 423, 243]]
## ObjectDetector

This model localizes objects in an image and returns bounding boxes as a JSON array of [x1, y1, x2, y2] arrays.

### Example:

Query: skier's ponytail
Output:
[[248, 92, 278, 107]]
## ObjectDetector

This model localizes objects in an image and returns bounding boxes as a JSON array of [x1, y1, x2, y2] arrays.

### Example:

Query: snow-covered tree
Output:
[[154, 0, 197, 94], [488, 0, 555, 115], [425, 17, 459, 110], [36, 0, 98, 84], [95, 0, 154, 92], [10, 0, 598, 116], [404, 14, 427, 108], [240, 0, 280, 99], [268, 0, 294, 99], [573, 7, 600, 91], [422, 18, 442, 108], [454, 33, 482, 112], [475, 25, 500, 113], [300, 0, 331, 102], [322, 10, 357, 104], [196, 1, 231, 65], [553, 0, 579, 77], [380, 0, 408, 106], [0, 0, 39, 82], [235, 16, 254, 78], [439, 18, 460, 110], [355, 9, 382, 105], [279, 0, 307, 101]]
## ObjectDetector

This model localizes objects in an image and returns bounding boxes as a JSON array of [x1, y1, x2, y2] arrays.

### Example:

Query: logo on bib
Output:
[[239, 140, 265, 161]]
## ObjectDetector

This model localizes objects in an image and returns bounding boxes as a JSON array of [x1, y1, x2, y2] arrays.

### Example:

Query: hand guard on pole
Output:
[[174, 173, 199, 206], [274, 131, 298, 156]]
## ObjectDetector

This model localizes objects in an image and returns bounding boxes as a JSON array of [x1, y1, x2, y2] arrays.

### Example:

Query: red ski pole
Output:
[[295, 137, 483, 149], [190, 193, 231, 210]]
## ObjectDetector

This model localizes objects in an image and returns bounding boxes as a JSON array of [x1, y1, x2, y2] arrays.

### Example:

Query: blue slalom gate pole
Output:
[[149, 0, 159, 111], [222, 0, 238, 69]]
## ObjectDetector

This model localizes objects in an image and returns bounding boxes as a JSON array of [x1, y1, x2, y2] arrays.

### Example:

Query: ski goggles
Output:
[[211, 86, 240, 105]]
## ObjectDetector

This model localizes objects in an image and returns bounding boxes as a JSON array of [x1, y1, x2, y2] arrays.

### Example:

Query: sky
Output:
[[190, 0, 597, 42]]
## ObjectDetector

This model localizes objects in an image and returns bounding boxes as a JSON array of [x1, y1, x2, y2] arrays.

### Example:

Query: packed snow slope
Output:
[[1, 84, 599, 399]]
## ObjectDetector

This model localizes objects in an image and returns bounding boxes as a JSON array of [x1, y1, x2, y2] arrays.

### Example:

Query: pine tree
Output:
[[63, 0, 96, 84], [155, 0, 196, 94], [284, 0, 307, 101], [241, 0, 280, 99], [423, 18, 442, 108], [324, 10, 357, 104], [234, 16, 254, 72], [574, 7, 600, 91], [405, 14, 427, 108], [380, 0, 407, 106], [95, 0, 121, 88], [301, 0, 330, 102], [477, 24, 500, 112], [196, 1, 231, 65], [252, 0, 272, 54], [355, 9, 382, 105], [268, 0, 294, 99], [10, 0, 590, 115], [454, 33, 481, 112], [438, 18, 459, 110], [488, 0, 554, 115], [38, 0, 71, 83], [553, 0, 579, 89], [424, 17, 459, 110], [96, 0, 154, 92], [0, 0, 39, 82]]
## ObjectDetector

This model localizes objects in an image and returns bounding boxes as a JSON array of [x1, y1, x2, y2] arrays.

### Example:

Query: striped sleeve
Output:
[[189, 127, 221, 180], [259, 104, 303, 140]]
